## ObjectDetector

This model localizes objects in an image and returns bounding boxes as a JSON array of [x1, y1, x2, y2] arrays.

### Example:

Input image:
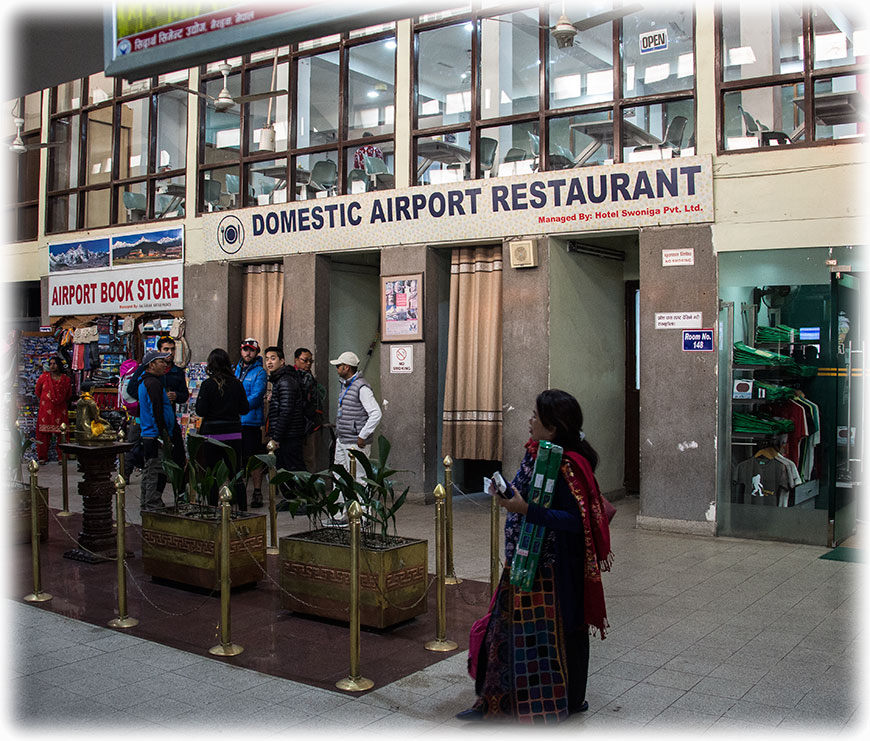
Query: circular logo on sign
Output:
[[217, 215, 245, 254], [117, 39, 132, 56]]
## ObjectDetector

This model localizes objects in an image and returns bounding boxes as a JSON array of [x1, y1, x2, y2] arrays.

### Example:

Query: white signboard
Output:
[[655, 312, 703, 329], [640, 28, 668, 54], [203, 155, 714, 261], [662, 247, 695, 266], [48, 262, 184, 316], [389, 345, 413, 373]]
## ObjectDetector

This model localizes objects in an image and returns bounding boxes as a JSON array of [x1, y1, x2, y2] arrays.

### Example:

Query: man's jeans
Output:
[[141, 437, 165, 509]]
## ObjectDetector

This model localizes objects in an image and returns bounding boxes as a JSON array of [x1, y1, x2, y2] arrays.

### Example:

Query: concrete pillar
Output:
[[184, 262, 244, 363], [502, 237, 550, 476], [283, 253, 331, 389], [637, 225, 718, 535], [379, 244, 442, 499]]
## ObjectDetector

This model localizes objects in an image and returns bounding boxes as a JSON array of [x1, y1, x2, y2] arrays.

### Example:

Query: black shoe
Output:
[[251, 490, 263, 508], [569, 700, 589, 714], [276, 499, 290, 512], [455, 708, 484, 722]]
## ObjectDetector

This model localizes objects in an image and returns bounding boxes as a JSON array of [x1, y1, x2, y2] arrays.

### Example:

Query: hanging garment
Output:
[[733, 456, 791, 506]]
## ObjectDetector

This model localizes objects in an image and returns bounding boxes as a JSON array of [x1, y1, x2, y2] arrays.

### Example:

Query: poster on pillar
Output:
[[48, 262, 184, 316], [382, 274, 422, 341]]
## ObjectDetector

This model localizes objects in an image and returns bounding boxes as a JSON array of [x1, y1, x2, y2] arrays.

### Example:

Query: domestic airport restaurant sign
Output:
[[204, 155, 714, 261]]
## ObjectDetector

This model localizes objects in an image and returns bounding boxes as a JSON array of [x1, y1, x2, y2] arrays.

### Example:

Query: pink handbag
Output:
[[468, 589, 498, 679]]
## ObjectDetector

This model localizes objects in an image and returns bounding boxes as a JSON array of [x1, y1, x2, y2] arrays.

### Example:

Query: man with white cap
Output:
[[137, 348, 176, 510], [330, 350, 382, 522]]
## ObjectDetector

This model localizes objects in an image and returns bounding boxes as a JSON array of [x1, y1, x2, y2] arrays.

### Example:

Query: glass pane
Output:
[[47, 193, 77, 233], [295, 151, 338, 200], [721, 0, 804, 81], [118, 181, 148, 224], [17, 204, 38, 242], [298, 34, 341, 51], [418, 6, 471, 23], [18, 139, 41, 201], [346, 139, 395, 192], [250, 46, 289, 63], [117, 97, 149, 179], [623, 99, 695, 162], [416, 131, 471, 184], [203, 69, 241, 165], [158, 68, 189, 85], [84, 187, 110, 228], [48, 115, 79, 191], [481, 121, 540, 177], [723, 83, 804, 150], [813, 75, 867, 142], [548, 1, 614, 109], [202, 168, 236, 212], [86, 108, 113, 185], [296, 51, 340, 147], [121, 77, 151, 96], [88, 71, 114, 105], [548, 110, 615, 168], [156, 89, 188, 171], [205, 57, 242, 74], [417, 23, 473, 129], [54, 80, 82, 113], [622, 1, 694, 97], [350, 21, 395, 39], [23, 91, 41, 131], [155, 176, 186, 219], [247, 61, 288, 153], [813, 3, 869, 69], [348, 38, 396, 138], [249, 159, 288, 205], [480, 9, 541, 119]]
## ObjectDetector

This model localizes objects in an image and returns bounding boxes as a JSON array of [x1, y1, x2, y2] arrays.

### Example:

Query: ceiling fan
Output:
[[6, 103, 60, 154], [169, 60, 287, 113], [550, 2, 644, 48], [492, 2, 644, 49]]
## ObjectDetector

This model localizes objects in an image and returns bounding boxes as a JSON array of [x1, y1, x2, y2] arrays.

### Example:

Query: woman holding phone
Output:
[[458, 388, 613, 723]]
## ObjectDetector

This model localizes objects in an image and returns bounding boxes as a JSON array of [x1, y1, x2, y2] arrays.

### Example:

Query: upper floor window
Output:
[[719, 1, 867, 151], [413, 2, 696, 185], [5, 92, 43, 242], [45, 70, 189, 234]]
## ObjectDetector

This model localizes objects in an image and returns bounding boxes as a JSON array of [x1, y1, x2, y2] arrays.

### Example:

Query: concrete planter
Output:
[[141, 506, 267, 589], [12, 484, 49, 543], [279, 530, 428, 629]]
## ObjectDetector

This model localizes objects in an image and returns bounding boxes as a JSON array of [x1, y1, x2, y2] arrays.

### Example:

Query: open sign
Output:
[[640, 28, 668, 54]]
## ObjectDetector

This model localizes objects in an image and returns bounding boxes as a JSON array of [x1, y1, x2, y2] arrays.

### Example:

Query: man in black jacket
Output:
[[264, 346, 307, 475]]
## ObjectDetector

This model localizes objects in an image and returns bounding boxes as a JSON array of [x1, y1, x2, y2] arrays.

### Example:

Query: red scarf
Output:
[[561, 449, 613, 637]]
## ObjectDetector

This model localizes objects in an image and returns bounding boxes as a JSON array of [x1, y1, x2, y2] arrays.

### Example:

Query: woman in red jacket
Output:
[[34, 356, 73, 464]]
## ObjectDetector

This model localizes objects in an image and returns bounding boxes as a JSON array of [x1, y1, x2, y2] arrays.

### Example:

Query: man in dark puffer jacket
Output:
[[264, 346, 307, 474]]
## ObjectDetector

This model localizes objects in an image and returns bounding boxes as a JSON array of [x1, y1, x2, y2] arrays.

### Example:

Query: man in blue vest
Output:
[[329, 350, 382, 523], [235, 337, 268, 509], [137, 349, 176, 510]]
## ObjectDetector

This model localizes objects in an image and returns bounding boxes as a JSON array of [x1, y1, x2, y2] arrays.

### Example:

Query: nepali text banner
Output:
[[203, 155, 714, 261], [48, 262, 183, 316]]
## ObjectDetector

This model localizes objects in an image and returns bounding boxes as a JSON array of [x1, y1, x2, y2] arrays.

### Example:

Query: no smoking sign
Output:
[[390, 345, 414, 373]]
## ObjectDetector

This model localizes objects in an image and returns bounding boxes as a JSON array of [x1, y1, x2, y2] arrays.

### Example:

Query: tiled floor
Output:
[[6, 461, 866, 735]]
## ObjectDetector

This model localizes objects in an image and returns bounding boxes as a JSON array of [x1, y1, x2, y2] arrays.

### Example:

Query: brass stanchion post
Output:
[[443, 455, 461, 585], [23, 461, 52, 603], [209, 485, 243, 656], [266, 440, 279, 555], [336, 501, 374, 691], [425, 484, 458, 652], [58, 422, 72, 517], [109, 474, 138, 629], [490, 491, 500, 597], [113, 430, 126, 530]]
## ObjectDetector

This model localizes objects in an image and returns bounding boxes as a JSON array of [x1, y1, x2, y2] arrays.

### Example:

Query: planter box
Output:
[[12, 485, 49, 543], [279, 530, 428, 629], [141, 506, 267, 589]]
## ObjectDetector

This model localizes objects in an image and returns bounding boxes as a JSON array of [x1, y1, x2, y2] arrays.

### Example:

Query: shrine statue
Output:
[[75, 390, 117, 444]]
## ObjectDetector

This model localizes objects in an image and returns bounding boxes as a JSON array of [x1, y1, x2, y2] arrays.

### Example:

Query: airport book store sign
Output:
[[204, 155, 714, 261]]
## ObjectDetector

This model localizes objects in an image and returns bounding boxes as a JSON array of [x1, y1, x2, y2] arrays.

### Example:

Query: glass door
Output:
[[831, 271, 863, 545]]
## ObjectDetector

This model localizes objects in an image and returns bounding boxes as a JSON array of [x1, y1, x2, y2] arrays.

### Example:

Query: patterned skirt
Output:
[[472, 565, 570, 723]]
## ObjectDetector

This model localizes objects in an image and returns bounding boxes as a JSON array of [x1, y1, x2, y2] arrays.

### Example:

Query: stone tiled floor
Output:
[[5, 461, 866, 736]]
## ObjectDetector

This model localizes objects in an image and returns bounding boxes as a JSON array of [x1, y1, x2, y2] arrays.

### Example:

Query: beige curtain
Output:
[[242, 263, 284, 348], [442, 246, 503, 461]]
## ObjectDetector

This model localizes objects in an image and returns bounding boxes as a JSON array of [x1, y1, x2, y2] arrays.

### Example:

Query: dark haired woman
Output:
[[458, 389, 613, 724], [195, 348, 249, 509], [34, 356, 73, 464]]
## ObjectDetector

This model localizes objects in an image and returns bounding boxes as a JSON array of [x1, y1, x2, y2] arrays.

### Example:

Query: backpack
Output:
[[118, 359, 141, 416]]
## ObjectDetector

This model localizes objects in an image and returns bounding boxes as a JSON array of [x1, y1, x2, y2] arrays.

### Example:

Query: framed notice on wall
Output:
[[381, 273, 422, 342]]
